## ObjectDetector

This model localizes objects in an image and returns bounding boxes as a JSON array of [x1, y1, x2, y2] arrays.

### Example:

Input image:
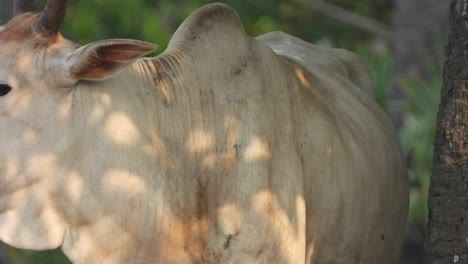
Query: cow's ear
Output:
[[66, 39, 157, 81]]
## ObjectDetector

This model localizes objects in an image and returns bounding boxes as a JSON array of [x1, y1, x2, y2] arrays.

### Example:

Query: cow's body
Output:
[[0, 3, 408, 264]]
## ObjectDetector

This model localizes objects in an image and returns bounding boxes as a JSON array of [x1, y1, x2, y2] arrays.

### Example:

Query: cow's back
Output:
[[258, 31, 409, 263]]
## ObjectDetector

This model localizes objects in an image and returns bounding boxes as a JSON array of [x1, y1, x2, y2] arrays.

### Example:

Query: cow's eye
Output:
[[0, 84, 12, 96]]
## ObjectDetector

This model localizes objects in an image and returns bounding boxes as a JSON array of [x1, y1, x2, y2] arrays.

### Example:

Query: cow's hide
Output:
[[0, 3, 408, 264]]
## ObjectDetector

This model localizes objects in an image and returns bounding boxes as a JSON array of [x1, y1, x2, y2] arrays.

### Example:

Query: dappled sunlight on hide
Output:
[[201, 153, 217, 169], [293, 64, 312, 89], [217, 203, 244, 236], [5, 88, 32, 117], [22, 127, 39, 144], [89, 93, 112, 123], [7, 54, 34, 112], [0, 165, 66, 250], [183, 117, 272, 169], [186, 128, 215, 153], [63, 171, 85, 207], [0, 195, 65, 250], [143, 130, 166, 158], [26, 153, 59, 176], [102, 169, 146, 196], [1, 156, 20, 190], [57, 96, 74, 120], [243, 136, 271, 162], [326, 145, 333, 159], [12, 50, 34, 75], [251, 191, 306, 261], [251, 191, 302, 237], [62, 211, 133, 263], [104, 112, 141, 146]]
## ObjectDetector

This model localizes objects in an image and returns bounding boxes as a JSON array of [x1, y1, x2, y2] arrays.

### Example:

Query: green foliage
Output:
[[56, 0, 393, 52], [5, 246, 70, 264], [354, 46, 392, 110], [395, 31, 444, 225], [398, 68, 442, 225]]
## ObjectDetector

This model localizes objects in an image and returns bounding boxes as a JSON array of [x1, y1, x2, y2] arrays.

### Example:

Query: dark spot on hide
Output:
[[230, 54, 253, 77], [143, 59, 176, 107], [223, 235, 232, 249], [186, 4, 235, 42], [196, 179, 208, 220], [231, 68, 242, 76], [233, 144, 239, 157], [152, 75, 172, 107], [255, 248, 264, 257]]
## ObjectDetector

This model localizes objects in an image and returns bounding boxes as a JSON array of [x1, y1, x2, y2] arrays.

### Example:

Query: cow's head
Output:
[[1, 0, 157, 87], [0, 0, 157, 250]]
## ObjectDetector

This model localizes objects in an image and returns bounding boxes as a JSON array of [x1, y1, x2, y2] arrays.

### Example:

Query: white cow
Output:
[[0, 1, 408, 263]]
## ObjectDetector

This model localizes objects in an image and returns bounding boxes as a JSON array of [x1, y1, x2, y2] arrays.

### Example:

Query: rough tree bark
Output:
[[426, 0, 468, 263]]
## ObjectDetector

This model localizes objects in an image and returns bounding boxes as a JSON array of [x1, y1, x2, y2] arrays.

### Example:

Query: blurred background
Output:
[[0, 0, 451, 263]]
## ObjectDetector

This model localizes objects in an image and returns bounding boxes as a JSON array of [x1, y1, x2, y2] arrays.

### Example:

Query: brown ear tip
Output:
[[139, 42, 158, 53], [147, 44, 158, 52]]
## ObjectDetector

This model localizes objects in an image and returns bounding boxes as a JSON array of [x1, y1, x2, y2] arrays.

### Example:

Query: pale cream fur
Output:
[[0, 3, 408, 264]]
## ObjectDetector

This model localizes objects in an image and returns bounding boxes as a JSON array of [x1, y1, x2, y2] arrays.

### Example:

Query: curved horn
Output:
[[13, 0, 36, 16], [34, 0, 68, 37]]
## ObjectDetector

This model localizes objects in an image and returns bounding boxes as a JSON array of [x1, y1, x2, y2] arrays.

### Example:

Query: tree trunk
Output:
[[426, 0, 468, 263]]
